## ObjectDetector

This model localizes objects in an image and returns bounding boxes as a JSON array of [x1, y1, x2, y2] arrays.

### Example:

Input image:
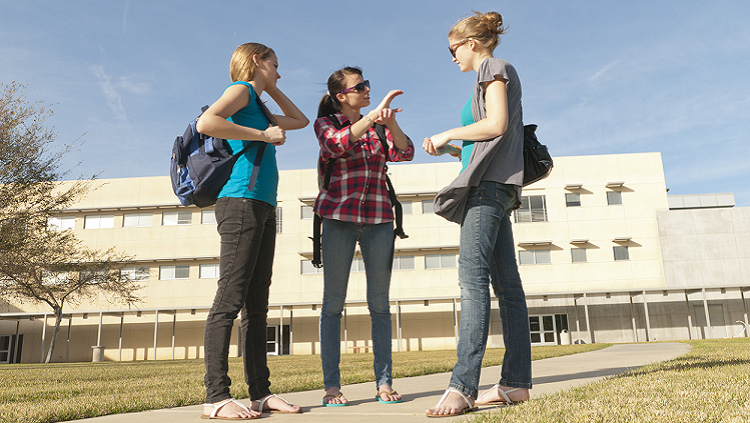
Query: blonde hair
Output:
[[229, 42, 275, 82], [449, 11, 507, 53]]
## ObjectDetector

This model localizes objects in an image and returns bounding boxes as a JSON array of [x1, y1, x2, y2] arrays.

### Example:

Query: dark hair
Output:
[[317, 66, 363, 118]]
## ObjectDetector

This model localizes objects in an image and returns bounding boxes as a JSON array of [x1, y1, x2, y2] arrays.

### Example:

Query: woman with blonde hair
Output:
[[423, 12, 532, 417], [314, 66, 414, 406], [197, 42, 308, 420]]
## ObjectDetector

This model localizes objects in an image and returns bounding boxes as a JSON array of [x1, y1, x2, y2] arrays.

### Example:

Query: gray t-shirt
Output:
[[434, 58, 524, 224]]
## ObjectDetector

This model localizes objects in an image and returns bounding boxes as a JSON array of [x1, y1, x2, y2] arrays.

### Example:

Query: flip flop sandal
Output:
[[322, 392, 348, 407], [201, 398, 259, 420], [254, 393, 302, 413], [476, 384, 527, 405], [426, 388, 477, 417], [376, 390, 404, 404]]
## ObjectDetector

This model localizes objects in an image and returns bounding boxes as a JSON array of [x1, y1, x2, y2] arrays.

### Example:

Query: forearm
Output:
[[349, 110, 379, 141], [196, 114, 270, 142], [442, 117, 508, 143], [384, 120, 410, 152], [266, 88, 309, 130]]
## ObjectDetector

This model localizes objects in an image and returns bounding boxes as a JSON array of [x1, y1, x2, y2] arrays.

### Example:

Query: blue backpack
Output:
[[170, 95, 271, 208]]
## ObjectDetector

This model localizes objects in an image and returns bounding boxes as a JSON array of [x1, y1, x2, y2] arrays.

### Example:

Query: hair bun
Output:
[[483, 11, 504, 34]]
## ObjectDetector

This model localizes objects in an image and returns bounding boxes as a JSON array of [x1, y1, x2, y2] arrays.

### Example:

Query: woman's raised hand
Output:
[[374, 90, 403, 124]]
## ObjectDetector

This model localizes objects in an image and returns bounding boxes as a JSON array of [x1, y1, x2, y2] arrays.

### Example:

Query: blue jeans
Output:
[[449, 182, 532, 399], [204, 197, 276, 403], [319, 219, 395, 390]]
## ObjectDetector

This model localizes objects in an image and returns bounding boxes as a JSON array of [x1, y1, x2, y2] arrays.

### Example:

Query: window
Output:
[[571, 248, 587, 263], [199, 263, 220, 278], [401, 201, 413, 215], [607, 191, 623, 205], [79, 268, 110, 281], [276, 207, 282, 234], [123, 213, 153, 228], [565, 193, 581, 207], [42, 271, 70, 285], [614, 246, 629, 261], [300, 205, 314, 219], [350, 257, 365, 273], [424, 254, 457, 269], [300, 260, 323, 275], [514, 196, 548, 223], [392, 255, 415, 271], [84, 215, 114, 229], [48, 216, 75, 231], [120, 267, 150, 281], [201, 210, 216, 225], [422, 200, 434, 214], [159, 265, 190, 280], [162, 211, 192, 226], [519, 249, 552, 265]]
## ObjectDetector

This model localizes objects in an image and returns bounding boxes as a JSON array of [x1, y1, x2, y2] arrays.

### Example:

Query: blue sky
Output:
[[2, 1, 749, 206]]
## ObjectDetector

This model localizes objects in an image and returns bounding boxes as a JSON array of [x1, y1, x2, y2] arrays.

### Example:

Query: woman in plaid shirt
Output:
[[314, 67, 414, 407]]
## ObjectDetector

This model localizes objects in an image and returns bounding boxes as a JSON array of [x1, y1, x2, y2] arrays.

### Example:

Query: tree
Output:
[[0, 82, 142, 363]]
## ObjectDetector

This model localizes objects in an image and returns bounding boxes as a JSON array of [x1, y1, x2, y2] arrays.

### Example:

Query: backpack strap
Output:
[[373, 124, 408, 239], [311, 213, 323, 268]]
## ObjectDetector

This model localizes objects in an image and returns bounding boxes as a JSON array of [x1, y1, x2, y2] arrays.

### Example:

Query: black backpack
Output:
[[311, 118, 407, 268], [170, 94, 271, 208], [522, 124, 553, 186]]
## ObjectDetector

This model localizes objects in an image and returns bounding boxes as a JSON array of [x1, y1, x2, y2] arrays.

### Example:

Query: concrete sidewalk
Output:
[[77, 343, 691, 422]]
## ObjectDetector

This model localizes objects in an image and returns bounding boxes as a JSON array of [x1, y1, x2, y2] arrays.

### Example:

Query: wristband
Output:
[[363, 115, 374, 126]]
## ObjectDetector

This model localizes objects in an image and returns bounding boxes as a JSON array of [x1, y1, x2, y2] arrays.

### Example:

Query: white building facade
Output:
[[1, 152, 748, 363]]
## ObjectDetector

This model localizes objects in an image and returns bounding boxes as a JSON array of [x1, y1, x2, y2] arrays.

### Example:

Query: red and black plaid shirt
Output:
[[313, 113, 415, 224]]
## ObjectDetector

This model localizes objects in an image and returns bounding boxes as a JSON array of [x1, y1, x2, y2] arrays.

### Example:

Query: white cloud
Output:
[[117, 77, 151, 95], [89, 65, 129, 125], [588, 59, 624, 83]]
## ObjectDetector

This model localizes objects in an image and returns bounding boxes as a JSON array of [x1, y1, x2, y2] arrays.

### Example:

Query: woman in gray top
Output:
[[423, 11, 532, 417]]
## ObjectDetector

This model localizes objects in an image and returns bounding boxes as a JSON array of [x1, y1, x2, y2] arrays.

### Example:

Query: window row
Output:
[[565, 191, 623, 207], [50, 209, 284, 233], [300, 253, 456, 275], [514, 192, 624, 224], [519, 246, 629, 265], [300, 200, 435, 219], [116, 264, 221, 281]]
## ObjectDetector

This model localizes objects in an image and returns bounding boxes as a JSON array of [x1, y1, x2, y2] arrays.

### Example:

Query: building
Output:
[[1, 152, 748, 364]]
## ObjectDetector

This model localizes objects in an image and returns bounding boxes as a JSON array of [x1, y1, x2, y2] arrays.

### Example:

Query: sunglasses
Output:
[[340, 80, 370, 94], [448, 38, 471, 58]]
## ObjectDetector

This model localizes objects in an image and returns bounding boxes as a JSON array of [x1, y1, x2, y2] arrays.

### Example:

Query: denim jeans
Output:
[[449, 181, 532, 399], [204, 197, 276, 403], [319, 218, 395, 390]]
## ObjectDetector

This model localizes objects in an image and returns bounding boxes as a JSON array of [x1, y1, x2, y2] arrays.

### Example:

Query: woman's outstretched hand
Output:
[[374, 90, 403, 124]]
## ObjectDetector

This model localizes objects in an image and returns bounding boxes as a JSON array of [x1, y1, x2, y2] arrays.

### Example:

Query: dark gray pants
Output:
[[204, 197, 276, 403]]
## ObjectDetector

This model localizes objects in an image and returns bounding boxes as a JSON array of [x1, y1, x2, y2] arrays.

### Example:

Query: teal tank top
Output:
[[460, 93, 475, 173], [217, 81, 279, 207]]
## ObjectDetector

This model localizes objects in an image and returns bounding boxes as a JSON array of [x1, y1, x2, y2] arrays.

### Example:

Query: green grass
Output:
[[0, 343, 604, 423], [467, 338, 750, 423]]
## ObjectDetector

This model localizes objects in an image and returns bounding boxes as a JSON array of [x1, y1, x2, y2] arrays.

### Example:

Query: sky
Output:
[[2, 0, 749, 206]]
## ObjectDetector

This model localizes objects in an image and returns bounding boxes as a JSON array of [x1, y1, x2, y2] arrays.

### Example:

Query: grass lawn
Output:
[[468, 338, 750, 423], [0, 343, 604, 423]]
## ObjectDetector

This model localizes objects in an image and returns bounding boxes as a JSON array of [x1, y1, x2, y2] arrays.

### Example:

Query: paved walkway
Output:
[[77, 343, 691, 422]]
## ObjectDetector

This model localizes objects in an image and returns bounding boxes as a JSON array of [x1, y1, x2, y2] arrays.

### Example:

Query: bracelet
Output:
[[363, 115, 374, 125]]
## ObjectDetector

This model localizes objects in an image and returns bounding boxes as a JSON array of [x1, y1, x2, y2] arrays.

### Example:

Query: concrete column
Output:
[[153, 310, 159, 360], [685, 290, 693, 340], [702, 288, 712, 339], [119, 314, 124, 361], [40, 314, 47, 363], [629, 293, 638, 342], [396, 301, 402, 352], [583, 293, 592, 343], [642, 291, 652, 342]]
